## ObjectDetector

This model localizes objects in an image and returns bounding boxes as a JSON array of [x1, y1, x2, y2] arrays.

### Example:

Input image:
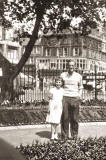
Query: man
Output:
[[60, 60, 83, 140]]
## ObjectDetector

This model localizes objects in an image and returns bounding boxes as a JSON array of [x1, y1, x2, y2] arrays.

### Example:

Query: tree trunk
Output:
[[10, 12, 44, 81], [2, 12, 44, 102]]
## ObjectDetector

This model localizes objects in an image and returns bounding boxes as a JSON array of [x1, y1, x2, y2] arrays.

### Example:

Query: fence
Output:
[[14, 66, 106, 102]]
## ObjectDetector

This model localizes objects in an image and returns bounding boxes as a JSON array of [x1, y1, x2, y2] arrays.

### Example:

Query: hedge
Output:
[[0, 99, 106, 126], [17, 137, 106, 160]]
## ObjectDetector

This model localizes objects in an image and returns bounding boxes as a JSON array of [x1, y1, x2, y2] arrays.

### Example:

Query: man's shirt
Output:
[[60, 71, 83, 98]]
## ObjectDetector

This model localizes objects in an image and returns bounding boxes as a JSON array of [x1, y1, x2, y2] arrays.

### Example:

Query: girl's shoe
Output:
[[51, 134, 55, 140]]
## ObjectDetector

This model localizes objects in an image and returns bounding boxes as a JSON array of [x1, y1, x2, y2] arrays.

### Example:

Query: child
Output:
[[46, 77, 64, 140]]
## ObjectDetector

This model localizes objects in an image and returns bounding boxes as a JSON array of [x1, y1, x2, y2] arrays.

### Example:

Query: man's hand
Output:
[[48, 93, 53, 100]]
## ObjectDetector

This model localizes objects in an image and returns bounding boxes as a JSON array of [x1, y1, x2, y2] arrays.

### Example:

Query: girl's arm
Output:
[[48, 88, 53, 100], [46, 89, 53, 113]]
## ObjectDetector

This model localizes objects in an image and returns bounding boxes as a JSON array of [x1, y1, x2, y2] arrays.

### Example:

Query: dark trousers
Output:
[[61, 96, 80, 139]]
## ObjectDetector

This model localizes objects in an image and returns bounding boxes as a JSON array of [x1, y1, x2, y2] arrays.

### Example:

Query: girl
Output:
[[46, 77, 64, 140]]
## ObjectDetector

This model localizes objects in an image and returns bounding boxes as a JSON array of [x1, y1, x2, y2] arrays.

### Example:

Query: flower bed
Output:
[[81, 99, 106, 106], [0, 109, 31, 126], [17, 137, 106, 160], [0, 99, 106, 126]]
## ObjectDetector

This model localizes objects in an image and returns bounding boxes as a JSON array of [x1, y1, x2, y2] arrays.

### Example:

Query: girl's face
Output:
[[56, 80, 62, 89]]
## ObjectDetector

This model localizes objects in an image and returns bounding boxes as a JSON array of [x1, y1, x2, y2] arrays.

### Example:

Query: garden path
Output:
[[0, 122, 106, 147]]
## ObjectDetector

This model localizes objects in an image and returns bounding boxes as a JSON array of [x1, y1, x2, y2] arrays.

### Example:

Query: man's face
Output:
[[68, 61, 75, 74]]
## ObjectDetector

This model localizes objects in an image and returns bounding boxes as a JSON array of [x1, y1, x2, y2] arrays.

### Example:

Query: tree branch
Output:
[[10, 12, 44, 81]]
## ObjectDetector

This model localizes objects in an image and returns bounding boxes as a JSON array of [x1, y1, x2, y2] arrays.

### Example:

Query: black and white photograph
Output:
[[0, 0, 106, 159]]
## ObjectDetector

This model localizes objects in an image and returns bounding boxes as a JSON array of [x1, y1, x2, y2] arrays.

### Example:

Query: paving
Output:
[[0, 122, 106, 147]]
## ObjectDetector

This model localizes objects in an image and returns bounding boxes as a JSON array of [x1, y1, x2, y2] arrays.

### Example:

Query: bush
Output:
[[0, 109, 31, 126], [17, 137, 106, 160], [81, 99, 106, 106]]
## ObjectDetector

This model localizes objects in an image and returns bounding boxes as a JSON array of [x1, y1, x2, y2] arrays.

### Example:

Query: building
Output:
[[0, 25, 22, 65], [10, 26, 106, 101], [35, 28, 106, 73], [0, 25, 25, 101], [31, 27, 106, 101]]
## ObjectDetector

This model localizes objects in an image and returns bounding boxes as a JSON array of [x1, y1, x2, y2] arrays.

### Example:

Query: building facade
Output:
[[1, 25, 105, 101], [0, 25, 22, 65], [34, 28, 106, 74]]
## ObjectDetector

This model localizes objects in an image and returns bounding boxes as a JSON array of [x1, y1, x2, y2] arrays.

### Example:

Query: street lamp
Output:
[[94, 61, 100, 100], [94, 63, 97, 100]]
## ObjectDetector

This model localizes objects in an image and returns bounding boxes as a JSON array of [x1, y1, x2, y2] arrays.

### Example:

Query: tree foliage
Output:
[[1, 0, 106, 100], [4, 0, 106, 37], [0, 0, 11, 28]]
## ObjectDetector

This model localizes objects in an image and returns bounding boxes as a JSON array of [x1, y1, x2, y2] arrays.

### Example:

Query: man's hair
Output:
[[68, 59, 75, 65]]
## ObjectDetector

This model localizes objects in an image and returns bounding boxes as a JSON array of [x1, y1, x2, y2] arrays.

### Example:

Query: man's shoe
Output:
[[61, 136, 69, 141]]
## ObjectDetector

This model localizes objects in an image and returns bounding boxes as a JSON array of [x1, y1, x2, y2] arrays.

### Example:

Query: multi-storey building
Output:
[[1, 24, 106, 75], [35, 28, 106, 73], [0, 25, 22, 65], [0, 25, 25, 99]]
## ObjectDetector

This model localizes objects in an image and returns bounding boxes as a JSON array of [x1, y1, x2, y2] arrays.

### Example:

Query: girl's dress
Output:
[[46, 87, 64, 124]]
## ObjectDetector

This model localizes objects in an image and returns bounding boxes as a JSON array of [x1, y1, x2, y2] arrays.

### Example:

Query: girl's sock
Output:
[[54, 133, 58, 139], [51, 133, 55, 139]]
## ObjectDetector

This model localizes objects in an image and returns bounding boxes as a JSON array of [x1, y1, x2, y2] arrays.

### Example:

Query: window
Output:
[[82, 48, 86, 57], [83, 59, 86, 69], [7, 46, 17, 60], [73, 48, 79, 56], [83, 38, 87, 48], [36, 46, 40, 54], [0, 44, 3, 52], [76, 59, 79, 68], [98, 52, 101, 60], [33, 46, 40, 55], [8, 51, 16, 59], [46, 48, 51, 56], [80, 59, 82, 69], [33, 47, 36, 54], [30, 57, 34, 64], [63, 47, 68, 57], [0, 68, 3, 76], [51, 63, 56, 69]]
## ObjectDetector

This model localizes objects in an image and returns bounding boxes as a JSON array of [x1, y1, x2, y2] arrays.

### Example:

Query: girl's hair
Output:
[[55, 77, 62, 82]]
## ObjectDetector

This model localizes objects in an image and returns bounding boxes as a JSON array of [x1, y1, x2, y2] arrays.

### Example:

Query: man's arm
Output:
[[60, 72, 65, 88], [79, 75, 83, 99]]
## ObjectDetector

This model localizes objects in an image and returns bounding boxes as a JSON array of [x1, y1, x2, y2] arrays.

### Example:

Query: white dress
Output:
[[46, 87, 64, 124]]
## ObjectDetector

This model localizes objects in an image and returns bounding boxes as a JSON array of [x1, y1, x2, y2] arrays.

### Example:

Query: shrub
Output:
[[17, 137, 106, 160]]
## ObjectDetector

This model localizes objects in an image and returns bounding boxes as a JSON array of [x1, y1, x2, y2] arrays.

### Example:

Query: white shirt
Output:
[[60, 71, 83, 98]]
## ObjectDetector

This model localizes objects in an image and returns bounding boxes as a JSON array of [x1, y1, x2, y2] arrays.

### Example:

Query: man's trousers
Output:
[[61, 96, 81, 139]]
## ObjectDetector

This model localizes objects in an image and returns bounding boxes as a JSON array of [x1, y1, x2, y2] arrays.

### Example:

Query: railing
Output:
[[12, 66, 106, 102]]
